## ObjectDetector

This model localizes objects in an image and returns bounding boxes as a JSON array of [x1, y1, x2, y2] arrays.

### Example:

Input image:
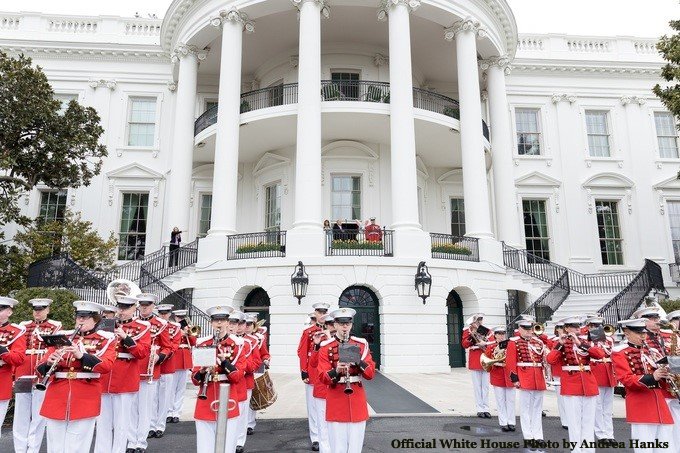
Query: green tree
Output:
[[10, 287, 78, 329], [654, 20, 680, 121], [0, 243, 26, 294], [0, 51, 107, 226]]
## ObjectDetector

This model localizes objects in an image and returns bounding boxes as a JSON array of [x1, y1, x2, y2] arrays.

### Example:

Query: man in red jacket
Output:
[[150, 304, 181, 438], [485, 326, 515, 432], [37, 301, 116, 453], [462, 313, 491, 418], [547, 316, 604, 453], [613, 318, 674, 451], [317, 307, 375, 453], [94, 295, 151, 453], [13, 298, 61, 453], [0, 296, 26, 440], [546, 320, 568, 430], [167, 309, 196, 425], [584, 316, 617, 445], [246, 312, 270, 435], [297, 302, 330, 451], [666, 309, 680, 449], [235, 310, 261, 453]]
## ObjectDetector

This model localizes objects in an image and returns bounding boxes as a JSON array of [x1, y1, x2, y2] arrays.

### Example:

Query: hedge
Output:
[[660, 298, 680, 314], [235, 243, 281, 254], [331, 240, 383, 250], [10, 288, 79, 329], [431, 244, 473, 256]]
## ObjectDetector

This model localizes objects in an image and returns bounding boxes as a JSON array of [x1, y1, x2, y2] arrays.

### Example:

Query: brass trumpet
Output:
[[532, 323, 545, 336]]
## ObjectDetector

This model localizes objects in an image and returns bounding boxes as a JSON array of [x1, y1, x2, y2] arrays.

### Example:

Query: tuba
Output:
[[106, 278, 141, 305]]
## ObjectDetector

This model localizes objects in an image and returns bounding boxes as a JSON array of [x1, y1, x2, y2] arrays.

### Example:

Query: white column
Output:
[[445, 19, 493, 239], [482, 56, 522, 246], [383, 0, 420, 231], [207, 9, 253, 237], [167, 46, 202, 239]]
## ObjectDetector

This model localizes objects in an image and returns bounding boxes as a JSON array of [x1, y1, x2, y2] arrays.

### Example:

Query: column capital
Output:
[[88, 79, 117, 90], [620, 95, 646, 106], [377, 0, 420, 21], [551, 93, 577, 104], [170, 44, 208, 64], [444, 17, 487, 41], [210, 8, 255, 33], [373, 53, 388, 66], [166, 81, 178, 92], [291, 0, 331, 19], [479, 55, 512, 75]]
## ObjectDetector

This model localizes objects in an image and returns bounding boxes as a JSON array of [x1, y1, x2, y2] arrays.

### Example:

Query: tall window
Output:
[[127, 97, 157, 147], [54, 94, 78, 115], [655, 112, 679, 159], [522, 199, 550, 260], [264, 183, 282, 231], [198, 194, 212, 238], [515, 108, 541, 155], [331, 72, 360, 100], [668, 201, 680, 263], [268, 80, 284, 107], [331, 176, 361, 220], [118, 193, 149, 260], [450, 198, 465, 237], [595, 200, 623, 265], [39, 190, 68, 222], [585, 110, 611, 157]]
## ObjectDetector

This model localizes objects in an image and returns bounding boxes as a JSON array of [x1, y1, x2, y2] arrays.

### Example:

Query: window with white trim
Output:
[[198, 194, 212, 238], [331, 175, 361, 220], [38, 190, 68, 222], [515, 108, 541, 155], [654, 112, 679, 159], [585, 110, 611, 157], [126, 97, 157, 147], [264, 183, 282, 232], [595, 200, 623, 265], [522, 199, 550, 260], [331, 72, 360, 100], [668, 201, 680, 263], [118, 193, 149, 260], [450, 198, 465, 237]]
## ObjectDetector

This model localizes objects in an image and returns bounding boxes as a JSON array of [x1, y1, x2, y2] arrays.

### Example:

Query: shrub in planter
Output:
[[331, 240, 383, 250], [443, 106, 459, 119], [240, 100, 251, 113], [235, 242, 280, 254], [431, 243, 472, 256]]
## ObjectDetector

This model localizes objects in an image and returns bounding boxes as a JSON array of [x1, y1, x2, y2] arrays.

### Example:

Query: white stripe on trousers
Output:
[[630, 424, 673, 453], [236, 390, 253, 446], [0, 399, 8, 439], [327, 421, 366, 453], [305, 383, 319, 442], [46, 417, 96, 453], [518, 389, 544, 440], [594, 386, 614, 439], [562, 395, 596, 453], [13, 389, 47, 453], [313, 397, 331, 453], [129, 380, 155, 449], [492, 386, 516, 427], [94, 392, 136, 453], [168, 369, 189, 418], [665, 398, 680, 452], [195, 418, 240, 453], [470, 370, 490, 412], [151, 373, 174, 431]]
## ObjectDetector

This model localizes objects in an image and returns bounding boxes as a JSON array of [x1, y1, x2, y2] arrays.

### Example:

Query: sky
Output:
[[1, 0, 679, 38]]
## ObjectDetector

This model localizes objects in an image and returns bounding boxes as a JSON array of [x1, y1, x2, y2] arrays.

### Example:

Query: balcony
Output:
[[325, 229, 394, 257], [430, 233, 479, 262], [194, 80, 490, 140], [227, 230, 287, 260]]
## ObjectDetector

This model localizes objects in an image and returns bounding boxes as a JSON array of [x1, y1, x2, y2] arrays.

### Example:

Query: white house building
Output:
[[1, 0, 679, 373]]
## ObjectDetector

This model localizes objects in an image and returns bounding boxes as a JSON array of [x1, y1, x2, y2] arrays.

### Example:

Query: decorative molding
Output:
[[70, 191, 76, 206], [210, 8, 255, 33], [514, 171, 561, 188], [189, 180, 196, 207], [88, 79, 117, 90], [368, 162, 375, 187], [652, 175, 680, 191], [0, 45, 169, 63], [657, 189, 665, 215], [481, 90, 488, 101], [377, 0, 421, 21], [582, 172, 634, 189], [321, 161, 326, 186], [170, 43, 208, 64], [253, 152, 290, 177], [512, 63, 661, 77], [291, 0, 331, 19], [479, 55, 512, 75], [626, 189, 633, 214], [373, 53, 388, 67], [444, 18, 487, 41], [24, 194, 30, 206], [619, 95, 646, 106], [289, 55, 299, 68], [321, 140, 378, 160], [167, 81, 177, 92], [108, 180, 114, 206], [586, 188, 593, 214], [551, 93, 576, 104], [553, 187, 560, 213]]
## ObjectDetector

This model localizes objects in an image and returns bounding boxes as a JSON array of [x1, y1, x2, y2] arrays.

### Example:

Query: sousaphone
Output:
[[106, 278, 142, 305]]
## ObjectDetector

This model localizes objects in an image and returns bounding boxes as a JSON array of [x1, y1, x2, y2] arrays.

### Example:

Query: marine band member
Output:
[[235, 310, 262, 453], [484, 326, 515, 432], [585, 316, 616, 445], [167, 309, 196, 425], [547, 321, 568, 430], [150, 304, 181, 438], [462, 313, 491, 418], [309, 313, 335, 453], [666, 309, 680, 450], [0, 297, 26, 439], [246, 312, 270, 435]]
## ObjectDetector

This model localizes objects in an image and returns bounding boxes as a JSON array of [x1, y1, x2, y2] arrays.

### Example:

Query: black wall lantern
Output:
[[291, 261, 309, 304], [415, 261, 432, 304]]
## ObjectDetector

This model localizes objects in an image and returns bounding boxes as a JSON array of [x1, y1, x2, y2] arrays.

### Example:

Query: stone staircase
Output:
[[505, 268, 553, 301], [549, 292, 618, 322], [161, 264, 196, 291]]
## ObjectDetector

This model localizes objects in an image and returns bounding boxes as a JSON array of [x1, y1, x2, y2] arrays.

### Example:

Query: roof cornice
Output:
[[510, 61, 662, 77], [0, 43, 169, 63]]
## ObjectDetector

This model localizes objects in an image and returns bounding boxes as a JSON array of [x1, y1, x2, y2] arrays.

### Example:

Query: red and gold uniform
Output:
[[462, 318, 491, 416], [298, 320, 324, 445], [138, 315, 173, 382], [152, 319, 181, 434], [546, 332, 567, 429], [0, 320, 27, 433], [484, 338, 515, 430], [168, 322, 197, 422], [590, 334, 616, 441], [237, 332, 262, 448]]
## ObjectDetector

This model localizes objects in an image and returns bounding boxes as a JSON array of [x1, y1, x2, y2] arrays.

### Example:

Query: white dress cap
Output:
[[0, 296, 19, 308], [29, 298, 53, 308]]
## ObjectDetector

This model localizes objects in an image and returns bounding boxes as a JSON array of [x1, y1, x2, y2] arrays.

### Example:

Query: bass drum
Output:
[[250, 370, 277, 411]]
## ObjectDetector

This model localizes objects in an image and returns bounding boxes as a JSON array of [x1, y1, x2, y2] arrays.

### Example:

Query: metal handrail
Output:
[[227, 231, 286, 260], [507, 270, 570, 330], [139, 239, 199, 284], [325, 228, 394, 257], [430, 233, 479, 262], [321, 80, 390, 102]]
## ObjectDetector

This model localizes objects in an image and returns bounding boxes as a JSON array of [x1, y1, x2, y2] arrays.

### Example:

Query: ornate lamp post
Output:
[[414, 261, 432, 304], [291, 261, 309, 304]]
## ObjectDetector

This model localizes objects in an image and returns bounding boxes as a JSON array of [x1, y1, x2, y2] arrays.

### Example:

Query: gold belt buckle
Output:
[[66, 370, 77, 379]]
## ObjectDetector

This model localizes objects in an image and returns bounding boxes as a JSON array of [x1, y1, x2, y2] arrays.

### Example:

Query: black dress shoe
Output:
[[501, 425, 510, 432], [172, 416, 179, 423], [508, 424, 516, 431], [166, 416, 173, 423], [247, 427, 254, 435], [541, 411, 546, 417], [483, 412, 491, 418], [126, 449, 136, 453], [155, 430, 164, 438], [311, 441, 320, 451], [136, 449, 146, 453], [236, 447, 244, 453], [147, 430, 156, 438], [562, 425, 568, 430], [477, 412, 485, 418]]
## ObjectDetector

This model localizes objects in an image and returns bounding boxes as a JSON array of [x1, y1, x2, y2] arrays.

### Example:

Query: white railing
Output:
[[48, 19, 98, 33], [0, 16, 20, 30], [518, 37, 543, 51], [124, 21, 161, 36], [566, 39, 610, 53], [634, 40, 657, 54]]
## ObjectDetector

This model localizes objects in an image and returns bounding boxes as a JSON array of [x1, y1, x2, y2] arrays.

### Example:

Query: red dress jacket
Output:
[[546, 335, 563, 381], [546, 336, 604, 396], [160, 321, 182, 375], [172, 331, 196, 370], [191, 334, 245, 420], [101, 319, 151, 394], [612, 342, 673, 424], [16, 319, 61, 380], [243, 334, 262, 391], [38, 329, 116, 420], [0, 322, 26, 400], [298, 324, 323, 383], [137, 315, 173, 381], [232, 339, 249, 402], [505, 336, 548, 391], [590, 337, 616, 387], [645, 331, 674, 400], [461, 327, 487, 371], [484, 343, 512, 388], [256, 331, 271, 363], [317, 336, 375, 423]]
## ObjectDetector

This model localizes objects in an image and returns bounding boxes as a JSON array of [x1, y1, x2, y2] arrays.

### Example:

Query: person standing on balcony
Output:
[[150, 305, 181, 439], [166, 309, 196, 425], [461, 313, 491, 418], [168, 227, 182, 267], [0, 297, 26, 440], [585, 316, 617, 445], [14, 298, 61, 453], [297, 302, 330, 451], [364, 217, 382, 242], [332, 220, 344, 241]]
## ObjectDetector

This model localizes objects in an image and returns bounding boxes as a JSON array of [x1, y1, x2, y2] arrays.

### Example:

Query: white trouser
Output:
[[236, 390, 253, 446], [13, 389, 47, 453], [552, 377, 567, 426], [562, 395, 596, 453], [169, 369, 189, 418], [471, 370, 490, 412], [94, 392, 136, 453], [151, 373, 174, 431], [314, 397, 331, 453], [0, 399, 8, 439], [46, 417, 96, 453], [327, 421, 366, 453], [195, 418, 240, 453], [305, 383, 319, 442], [492, 386, 516, 427], [129, 380, 155, 450], [518, 389, 544, 440], [665, 398, 680, 451], [247, 398, 257, 429], [594, 386, 614, 439], [631, 424, 674, 453]]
